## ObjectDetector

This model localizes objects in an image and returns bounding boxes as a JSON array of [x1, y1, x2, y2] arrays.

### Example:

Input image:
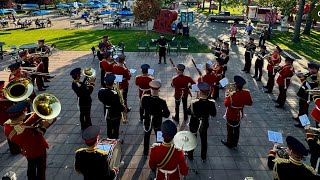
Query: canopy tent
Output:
[[23, 4, 39, 9], [0, 9, 11, 14], [56, 4, 70, 8], [99, 10, 115, 15], [91, 4, 102, 8], [117, 10, 133, 16], [32, 10, 53, 15], [84, 2, 94, 6], [68, 2, 83, 7]]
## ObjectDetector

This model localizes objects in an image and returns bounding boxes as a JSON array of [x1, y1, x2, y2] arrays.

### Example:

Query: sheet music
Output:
[[157, 131, 164, 142], [219, 78, 228, 87], [206, 60, 213, 65], [299, 114, 311, 126], [196, 64, 203, 69], [268, 130, 283, 144], [115, 75, 123, 82], [148, 69, 154, 75], [129, 69, 136, 74], [191, 83, 199, 92]]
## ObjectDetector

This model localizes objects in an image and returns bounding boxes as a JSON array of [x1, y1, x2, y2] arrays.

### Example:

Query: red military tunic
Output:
[[4, 113, 48, 159], [198, 73, 218, 94], [224, 90, 253, 121], [212, 63, 224, 81], [8, 70, 30, 82], [311, 97, 320, 123], [104, 41, 112, 50], [100, 60, 114, 74], [112, 64, 131, 89], [149, 142, 189, 180], [0, 94, 15, 126], [171, 75, 195, 99], [267, 53, 281, 73], [276, 64, 295, 89], [135, 75, 154, 98]]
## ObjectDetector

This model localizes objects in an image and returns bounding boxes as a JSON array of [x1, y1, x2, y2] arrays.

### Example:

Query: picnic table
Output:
[[0, 20, 9, 28], [19, 43, 38, 50], [0, 42, 7, 60], [122, 21, 131, 28], [103, 21, 114, 29]]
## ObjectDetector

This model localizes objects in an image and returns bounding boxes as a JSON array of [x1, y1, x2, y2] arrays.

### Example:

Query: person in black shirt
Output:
[[36, 39, 52, 80], [70, 68, 93, 131], [267, 136, 317, 180], [305, 127, 320, 174], [98, 74, 126, 139], [241, 37, 256, 73], [187, 82, 216, 161], [141, 80, 170, 156], [152, 34, 173, 64], [75, 125, 119, 180], [252, 45, 267, 81]]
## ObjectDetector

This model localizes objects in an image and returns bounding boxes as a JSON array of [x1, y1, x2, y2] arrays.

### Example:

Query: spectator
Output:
[[230, 23, 237, 44], [122, 6, 128, 11], [114, 16, 122, 28], [259, 26, 268, 47], [171, 21, 177, 34], [177, 21, 183, 35], [47, 18, 52, 27], [245, 23, 253, 35]]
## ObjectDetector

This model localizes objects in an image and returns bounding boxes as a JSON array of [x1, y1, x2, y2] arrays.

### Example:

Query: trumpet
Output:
[[82, 68, 96, 87], [114, 83, 128, 124], [225, 83, 235, 97]]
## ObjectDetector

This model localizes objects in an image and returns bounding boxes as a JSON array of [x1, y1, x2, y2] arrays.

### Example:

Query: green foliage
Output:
[[269, 31, 320, 61], [133, 0, 161, 22], [0, 29, 210, 53], [271, 0, 296, 16]]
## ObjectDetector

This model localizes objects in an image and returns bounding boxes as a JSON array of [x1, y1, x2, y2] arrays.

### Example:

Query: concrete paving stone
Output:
[[48, 155, 68, 168], [46, 168, 60, 180], [54, 167, 72, 180], [211, 170, 230, 180], [226, 170, 254, 180]]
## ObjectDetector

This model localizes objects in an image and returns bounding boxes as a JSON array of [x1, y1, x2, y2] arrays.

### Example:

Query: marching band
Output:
[[0, 34, 319, 180]]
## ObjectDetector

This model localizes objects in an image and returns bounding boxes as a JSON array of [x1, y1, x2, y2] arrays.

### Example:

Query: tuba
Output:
[[25, 93, 61, 127], [4, 78, 34, 102], [82, 68, 96, 87], [114, 83, 128, 124]]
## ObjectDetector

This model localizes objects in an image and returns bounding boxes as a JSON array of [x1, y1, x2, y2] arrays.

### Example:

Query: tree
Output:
[[293, 0, 306, 42], [133, 0, 161, 34], [303, 0, 319, 35], [271, 0, 296, 16]]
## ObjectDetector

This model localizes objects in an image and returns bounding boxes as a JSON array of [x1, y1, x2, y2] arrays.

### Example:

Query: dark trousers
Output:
[[139, 106, 144, 121], [254, 60, 263, 79], [36, 76, 45, 90], [8, 139, 21, 155], [144, 126, 161, 156], [97, 51, 103, 61], [159, 47, 166, 63], [27, 152, 46, 180], [122, 87, 128, 108], [259, 38, 265, 47], [42, 57, 49, 73], [213, 84, 220, 100], [174, 97, 188, 121], [227, 121, 240, 147], [106, 118, 121, 139], [243, 52, 252, 72], [100, 70, 105, 87], [298, 99, 309, 117], [79, 105, 92, 131], [223, 66, 228, 76], [188, 128, 208, 160], [266, 71, 275, 91], [276, 86, 287, 106]]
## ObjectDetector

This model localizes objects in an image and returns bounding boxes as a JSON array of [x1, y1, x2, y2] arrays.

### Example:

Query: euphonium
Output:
[[114, 83, 128, 124], [4, 77, 34, 102], [225, 83, 235, 97], [82, 68, 96, 87]]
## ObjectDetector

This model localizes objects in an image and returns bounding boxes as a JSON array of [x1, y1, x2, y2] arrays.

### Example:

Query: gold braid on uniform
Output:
[[273, 158, 290, 180]]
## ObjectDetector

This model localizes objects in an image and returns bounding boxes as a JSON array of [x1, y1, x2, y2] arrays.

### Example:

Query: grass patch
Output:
[[269, 31, 320, 61], [191, 5, 244, 16], [0, 29, 210, 53]]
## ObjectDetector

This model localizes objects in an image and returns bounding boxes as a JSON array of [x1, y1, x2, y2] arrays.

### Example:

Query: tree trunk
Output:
[[146, 21, 149, 35], [302, 0, 316, 35], [202, 0, 205, 10], [209, 0, 212, 13], [218, 1, 221, 12], [293, 0, 305, 42], [246, 0, 251, 17]]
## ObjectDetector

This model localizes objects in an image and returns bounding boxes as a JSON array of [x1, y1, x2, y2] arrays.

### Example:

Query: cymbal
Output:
[[173, 131, 197, 151]]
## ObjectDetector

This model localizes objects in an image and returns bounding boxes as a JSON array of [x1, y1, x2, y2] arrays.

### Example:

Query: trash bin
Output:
[[183, 26, 189, 37]]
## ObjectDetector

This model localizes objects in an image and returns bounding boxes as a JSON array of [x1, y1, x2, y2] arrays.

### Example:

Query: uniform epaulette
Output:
[[304, 164, 316, 174], [75, 148, 86, 153], [243, 89, 250, 92], [208, 99, 216, 103], [151, 143, 160, 148], [273, 158, 290, 164], [96, 149, 107, 155], [191, 99, 199, 104]]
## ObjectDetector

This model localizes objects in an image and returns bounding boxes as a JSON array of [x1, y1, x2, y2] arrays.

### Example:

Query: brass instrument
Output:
[[4, 78, 34, 102], [25, 93, 61, 128], [114, 83, 128, 124], [3, 67, 51, 76], [82, 68, 96, 87], [306, 89, 320, 95], [225, 83, 235, 97], [255, 52, 270, 60], [276, 146, 289, 159]]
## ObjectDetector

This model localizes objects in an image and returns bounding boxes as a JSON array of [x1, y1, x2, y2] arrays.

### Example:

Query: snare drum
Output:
[[97, 139, 122, 169]]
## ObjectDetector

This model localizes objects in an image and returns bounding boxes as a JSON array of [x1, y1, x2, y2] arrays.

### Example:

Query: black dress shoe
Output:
[[252, 76, 257, 78], [272, 99, 279, 103], [44, 80, 50, 82], [245, 71, 250, 73], [241, 69, 246, 71], [263, 86, 268, 88], [47, 76, 54, 79], [43, 85, 49, 88], [275, 105, 284, 108], [292, 117, 299, 122], [158, 62, 161, 64], [38, 88, 46, 91], [164, 62, 167, 64], [256, 78, 261, 81], [221, 140, 233, 148], [127, 107, 131, 112], [264, 90, 272, 93], [295, 123, 304, 128]]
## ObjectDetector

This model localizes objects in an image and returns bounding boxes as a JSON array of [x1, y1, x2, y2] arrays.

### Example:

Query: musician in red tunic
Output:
[[149, 120, 189, 180], [212, 58, 224, 100], [36, 39, 52, 80], [8, 62, 30, 82], [135, 64, 154, 122], [221, 76, 253, 148], [274, 57, 295, 108], [171, 64, 196, 123], [99, 51, 114, 87], [102, 34, 112, 50], [35, 57, 48, 91], [4, 102, 50, 180], [0, 81, 20, 155], [112, 55, 131, 111], [264, 46, 282, 93], [198, 63, 218, 98], [311, 95, 320, 128]]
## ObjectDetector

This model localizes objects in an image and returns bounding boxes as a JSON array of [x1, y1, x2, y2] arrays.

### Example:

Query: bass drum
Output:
[[97, 139, 122, 169]]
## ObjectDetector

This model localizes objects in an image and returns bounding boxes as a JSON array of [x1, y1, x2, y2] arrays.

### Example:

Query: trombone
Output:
[[3, 67, 51, 76]]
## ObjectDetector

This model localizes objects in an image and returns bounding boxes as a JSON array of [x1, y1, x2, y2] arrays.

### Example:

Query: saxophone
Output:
[[114, 82, 128, 124]]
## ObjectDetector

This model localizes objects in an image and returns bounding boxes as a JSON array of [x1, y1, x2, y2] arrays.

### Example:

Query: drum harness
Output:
[[156, 144, 177, 180]]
